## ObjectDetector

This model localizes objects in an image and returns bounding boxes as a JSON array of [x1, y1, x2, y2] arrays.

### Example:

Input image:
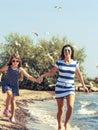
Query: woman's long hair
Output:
[[60, 44, 74, 60]]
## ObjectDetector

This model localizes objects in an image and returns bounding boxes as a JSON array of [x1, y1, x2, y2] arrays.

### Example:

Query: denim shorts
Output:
[[2, 85, 19, 96]]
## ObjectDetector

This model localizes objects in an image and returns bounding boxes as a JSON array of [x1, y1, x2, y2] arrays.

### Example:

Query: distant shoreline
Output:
[[75, 85, 98, 92]]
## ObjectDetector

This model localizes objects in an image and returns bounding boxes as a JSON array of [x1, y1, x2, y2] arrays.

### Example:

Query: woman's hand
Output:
[[36, 76, 43, 84], [83, 86, 89, 93]]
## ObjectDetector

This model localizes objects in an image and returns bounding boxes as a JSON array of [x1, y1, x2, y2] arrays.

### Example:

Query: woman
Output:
[[0, 54, 40, 123], [39, 44, 89, 130]]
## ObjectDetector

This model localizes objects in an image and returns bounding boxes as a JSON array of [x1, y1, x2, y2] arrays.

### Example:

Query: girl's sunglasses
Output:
[[64, 49, 71, 53], [12, 60, 19, 63]]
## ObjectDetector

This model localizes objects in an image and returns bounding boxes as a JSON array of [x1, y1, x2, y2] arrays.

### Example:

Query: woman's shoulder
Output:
[[72, 60, 79, 67], [73, 59, 78, 63], [55, 59, 63, 64], [56, 59, 64, 63]]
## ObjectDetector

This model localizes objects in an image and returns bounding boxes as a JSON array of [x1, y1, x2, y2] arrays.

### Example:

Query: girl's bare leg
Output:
[[64, 94, 75, 130], [5, 90, 12, 110], [5, 90, 13, 110], [56, 98, 64, 130], [10, 95, 16, 122], [3, 90, 12, 116]]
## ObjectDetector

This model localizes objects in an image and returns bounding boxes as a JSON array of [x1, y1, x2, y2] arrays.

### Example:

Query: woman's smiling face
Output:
[[63, 47, 72, 57]]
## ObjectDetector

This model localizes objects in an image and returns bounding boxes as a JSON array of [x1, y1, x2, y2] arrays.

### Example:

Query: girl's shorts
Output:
[[2, 85, 19, 96]]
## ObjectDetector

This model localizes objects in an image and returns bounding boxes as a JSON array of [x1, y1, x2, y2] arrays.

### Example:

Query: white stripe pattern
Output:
[[55, 59, 79, 98]]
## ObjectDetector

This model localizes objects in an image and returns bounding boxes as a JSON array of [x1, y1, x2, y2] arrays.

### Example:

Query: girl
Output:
[[0, 54, 40, 123]]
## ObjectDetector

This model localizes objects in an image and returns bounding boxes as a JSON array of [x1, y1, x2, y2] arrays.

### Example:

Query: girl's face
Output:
[[63, 47, 72, 58], [11, 58, 19, 67]]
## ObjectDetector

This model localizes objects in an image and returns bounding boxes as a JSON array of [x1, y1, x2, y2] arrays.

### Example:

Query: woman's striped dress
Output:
[[55, 59, 79, 98]]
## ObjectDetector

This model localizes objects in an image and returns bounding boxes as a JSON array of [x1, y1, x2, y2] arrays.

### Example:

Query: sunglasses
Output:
[[12, 60, 19, 63], [64, 49, 71, 53]]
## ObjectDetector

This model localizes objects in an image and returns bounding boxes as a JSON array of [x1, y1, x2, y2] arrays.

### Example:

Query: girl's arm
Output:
[[76, 68, 89, 93], [20, 67, 38, 83], [18, 72, 23, 81], [0, 65, 8, 74]]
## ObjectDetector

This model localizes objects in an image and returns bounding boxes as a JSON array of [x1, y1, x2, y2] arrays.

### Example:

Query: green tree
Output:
[[0, 33, 87, 90]]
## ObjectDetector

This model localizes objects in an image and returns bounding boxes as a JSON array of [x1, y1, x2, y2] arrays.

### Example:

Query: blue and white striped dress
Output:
[[55, 59, 79, 98]]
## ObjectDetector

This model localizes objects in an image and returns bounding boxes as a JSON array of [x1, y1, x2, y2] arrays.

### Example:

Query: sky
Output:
[[0, 0, 98, 78]]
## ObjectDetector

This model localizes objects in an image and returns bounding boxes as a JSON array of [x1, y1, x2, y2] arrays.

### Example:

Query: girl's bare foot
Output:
[[9, 116, 16, 123]]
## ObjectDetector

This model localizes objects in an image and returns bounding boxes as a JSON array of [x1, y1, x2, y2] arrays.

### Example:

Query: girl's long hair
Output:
[[7, 54, 22, 67], [7, 54, 23, 81]]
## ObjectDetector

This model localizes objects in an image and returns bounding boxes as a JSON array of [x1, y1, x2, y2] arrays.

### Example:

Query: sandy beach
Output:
[[0, 87, 55, 130], [0, 86, 98, 130]]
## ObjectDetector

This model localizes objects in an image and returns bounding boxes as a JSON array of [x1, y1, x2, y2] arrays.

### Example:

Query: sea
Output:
[[24, 92, 98, 130]]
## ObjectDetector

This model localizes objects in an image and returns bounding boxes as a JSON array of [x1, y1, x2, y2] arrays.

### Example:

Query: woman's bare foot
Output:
[[58, 127, 62, 130], [58, 128, 62, 130], [64, 123, 70, 130]]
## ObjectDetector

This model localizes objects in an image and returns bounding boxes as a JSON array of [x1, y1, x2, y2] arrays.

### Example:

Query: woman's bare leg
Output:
[[64, 94, 75, 130], [56, 98, 64, 130]]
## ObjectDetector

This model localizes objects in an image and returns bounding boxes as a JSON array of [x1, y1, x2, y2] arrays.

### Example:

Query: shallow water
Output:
[[25, 92, 98, 130]]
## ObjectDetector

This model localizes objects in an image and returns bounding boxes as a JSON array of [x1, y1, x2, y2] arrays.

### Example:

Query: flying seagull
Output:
[[25, 63, 29, 68], [32, 32, 38, 36], [96, 64, 98, 68], [54, 6, 62, 10], [15, 41, 21, 47]]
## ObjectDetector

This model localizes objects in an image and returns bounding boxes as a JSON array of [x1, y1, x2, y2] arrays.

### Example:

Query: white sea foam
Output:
[[79, 101, 90, 108], [25, 101, 80, 130], [28, 107, 57, 129], [78, 101, 96, 115], [77, 107, 96, 115]]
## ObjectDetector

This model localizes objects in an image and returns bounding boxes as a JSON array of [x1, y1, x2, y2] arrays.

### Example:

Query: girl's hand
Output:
[[37, 76, 43, 84]]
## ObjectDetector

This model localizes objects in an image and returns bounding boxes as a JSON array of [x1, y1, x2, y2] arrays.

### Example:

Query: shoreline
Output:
[[0, 87, 98, 130], [0, 88, 55, 130]]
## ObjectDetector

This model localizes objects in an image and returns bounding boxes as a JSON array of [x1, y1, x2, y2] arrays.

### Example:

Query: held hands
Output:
[[36, 76, 43, 84], [33, 74, 44, 84]]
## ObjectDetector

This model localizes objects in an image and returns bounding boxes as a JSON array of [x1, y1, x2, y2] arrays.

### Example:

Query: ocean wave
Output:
[[25, 101, 80, 130]]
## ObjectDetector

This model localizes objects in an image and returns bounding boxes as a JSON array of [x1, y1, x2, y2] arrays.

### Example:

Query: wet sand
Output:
[[0, 88, 55, 130]]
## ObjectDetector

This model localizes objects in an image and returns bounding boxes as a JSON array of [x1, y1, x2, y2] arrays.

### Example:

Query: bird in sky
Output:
[[25, 63, 29, 68], [15, 41, 21, 47], [45, 32, 50, 35], [54, 5, 62, 10], [96, 64, 98, 68], [46, 53, 54, 63], [32, 32, 38, 36]]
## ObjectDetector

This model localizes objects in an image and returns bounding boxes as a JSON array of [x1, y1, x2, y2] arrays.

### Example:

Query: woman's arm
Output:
[[76, 68, 89, 93], [41, 66, 58, 78]]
